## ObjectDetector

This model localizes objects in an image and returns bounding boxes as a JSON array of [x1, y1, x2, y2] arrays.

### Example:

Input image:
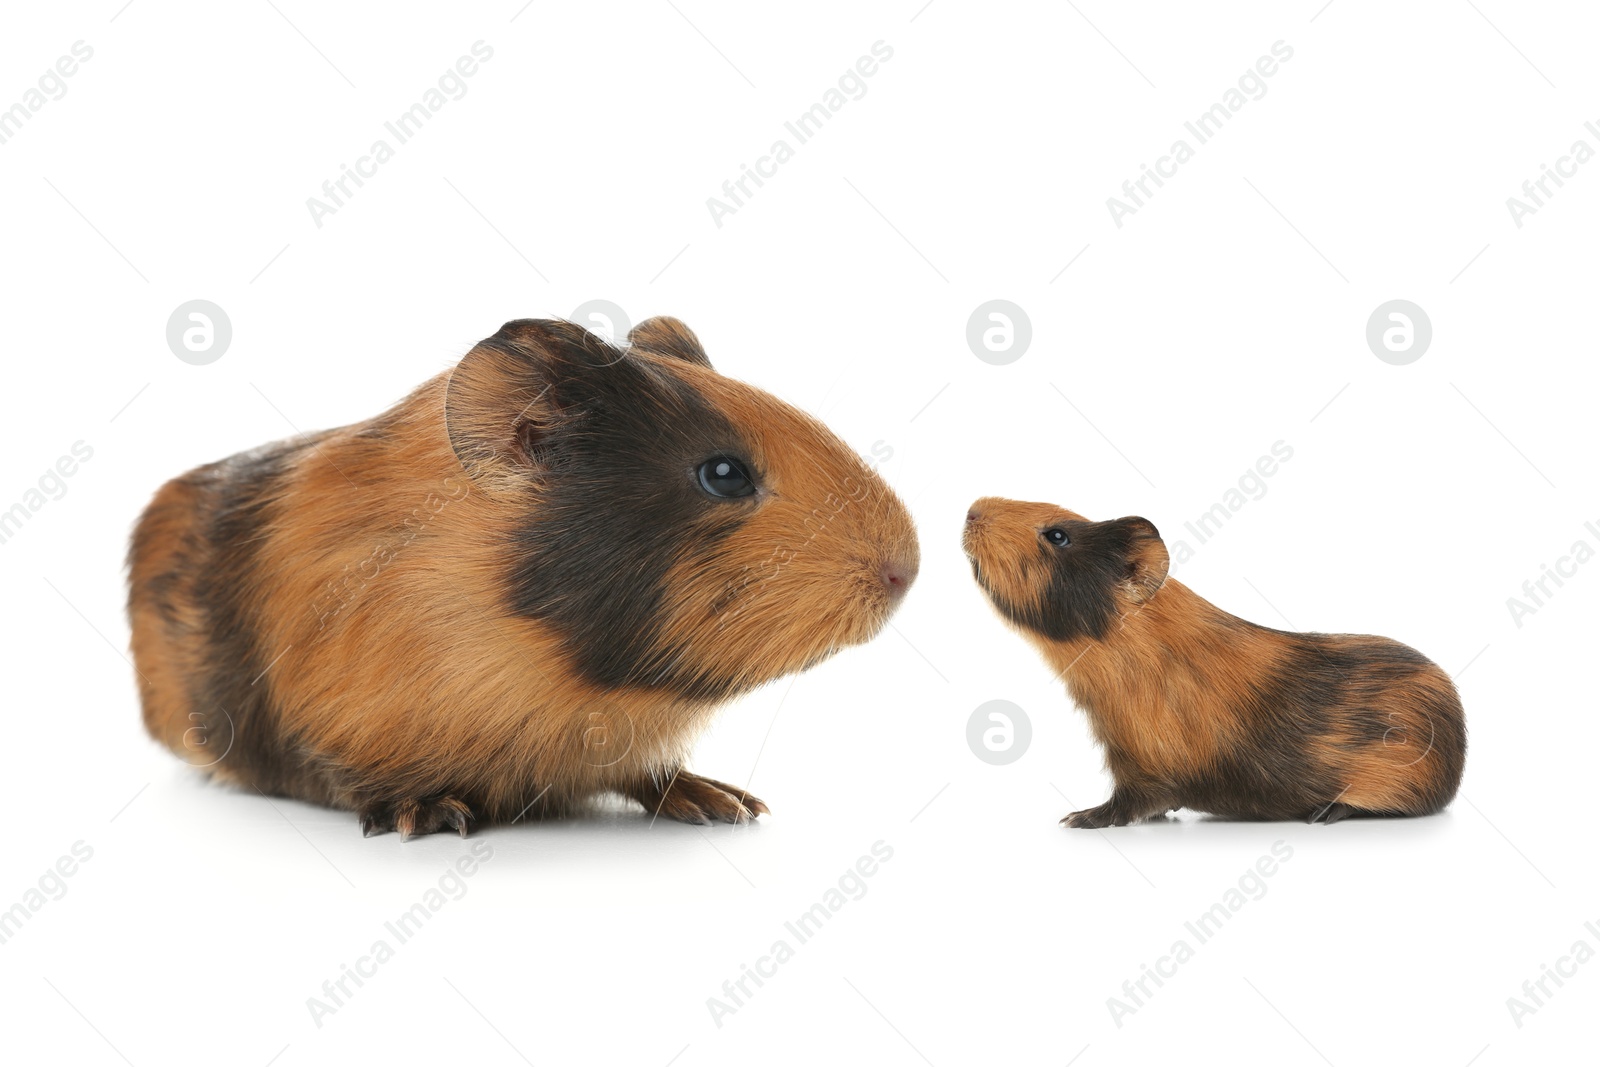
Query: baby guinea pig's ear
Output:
[[1115, 516, 1169, 603], [626, 316, 711, 368], [445, 318, 616, 487]]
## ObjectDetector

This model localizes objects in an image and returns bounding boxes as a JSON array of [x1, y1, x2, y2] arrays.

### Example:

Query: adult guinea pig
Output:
[[962, 497, 1464, 826], [127, 317, 919, 837]]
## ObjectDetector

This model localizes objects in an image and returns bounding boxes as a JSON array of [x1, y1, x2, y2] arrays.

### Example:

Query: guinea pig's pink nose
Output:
[[881, 554, 918, 599]]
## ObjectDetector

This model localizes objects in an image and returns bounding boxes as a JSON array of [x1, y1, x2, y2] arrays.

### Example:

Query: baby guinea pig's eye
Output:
[[696, 455, 757, 499], [1043, 527, 1070, 547]]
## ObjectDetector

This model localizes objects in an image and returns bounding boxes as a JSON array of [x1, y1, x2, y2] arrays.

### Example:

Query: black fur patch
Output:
[[501, 334, 758, 701], [139, 534, 195, 631], [1166, 634, 1460, 818], [1170, 639, 1347, 818], [187, 438, 327, 801], [987, 517, 1151, 641]]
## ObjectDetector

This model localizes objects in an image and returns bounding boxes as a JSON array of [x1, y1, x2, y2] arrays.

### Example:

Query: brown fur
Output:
[[963, 497, 1465, 826], [127, 318, 918, 836]]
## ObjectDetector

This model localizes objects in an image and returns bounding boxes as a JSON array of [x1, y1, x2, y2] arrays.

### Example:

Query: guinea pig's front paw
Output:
[[1060, 802, 1129, 829], [627, 772, 768, 826], [358, 796, 474, 840]]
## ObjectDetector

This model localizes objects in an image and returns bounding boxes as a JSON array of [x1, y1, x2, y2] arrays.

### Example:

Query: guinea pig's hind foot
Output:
[[625, 772, 768, 826], [358, 796, 474, 840], [1306, 801, 1354, 825]]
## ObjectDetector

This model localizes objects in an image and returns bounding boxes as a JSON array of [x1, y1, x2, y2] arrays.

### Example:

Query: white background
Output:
[[1, 2, 1596, 1064]]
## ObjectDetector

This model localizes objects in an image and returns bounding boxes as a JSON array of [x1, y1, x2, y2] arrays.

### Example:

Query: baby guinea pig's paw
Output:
[[625, 771, 769, 825], [1061, 802, 1129, 829], [1060, 787, 1172, 829], [358, 795, 475, 840]]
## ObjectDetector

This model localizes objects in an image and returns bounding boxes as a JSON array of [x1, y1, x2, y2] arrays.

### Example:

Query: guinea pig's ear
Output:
[[627, 316, 711, 368], [444, 318, 616, 487], [1115, 517, 1169, 603]]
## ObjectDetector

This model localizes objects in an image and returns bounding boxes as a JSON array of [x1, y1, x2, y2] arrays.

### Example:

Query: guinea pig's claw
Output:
[[1307, 801, 1354, 825], [627, 772, 768, 826], [1060, 802, 1126, 829], [357, 796, 476, 839]]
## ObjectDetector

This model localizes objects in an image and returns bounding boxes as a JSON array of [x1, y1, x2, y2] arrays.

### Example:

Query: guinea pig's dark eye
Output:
[[697, 456, 756, 499], [1043, 527, 1070, 547]]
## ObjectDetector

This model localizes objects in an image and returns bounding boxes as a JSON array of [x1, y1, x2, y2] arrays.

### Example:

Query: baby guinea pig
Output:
[[127, 317, 919, 837], [962, 497, 1464, 826]]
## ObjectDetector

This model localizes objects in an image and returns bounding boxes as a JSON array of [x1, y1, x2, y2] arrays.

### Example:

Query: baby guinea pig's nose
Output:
[[880, 552, 918, 600]]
